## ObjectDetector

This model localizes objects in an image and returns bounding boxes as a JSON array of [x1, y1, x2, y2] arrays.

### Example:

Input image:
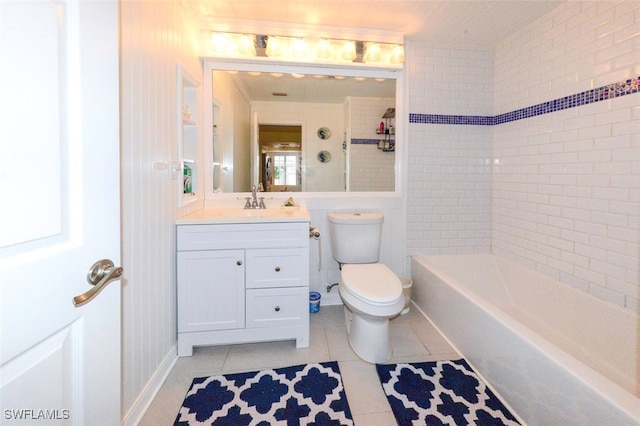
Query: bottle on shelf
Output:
[[183, 164, 192, 194]]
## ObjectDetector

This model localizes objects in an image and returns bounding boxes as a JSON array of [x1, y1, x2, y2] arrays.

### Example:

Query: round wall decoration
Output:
[[317, 150, 331, 163], [317, 127, 331, 140]]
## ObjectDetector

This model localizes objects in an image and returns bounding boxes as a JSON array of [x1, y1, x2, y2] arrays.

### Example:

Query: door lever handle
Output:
[[73, 259, 123, 307]]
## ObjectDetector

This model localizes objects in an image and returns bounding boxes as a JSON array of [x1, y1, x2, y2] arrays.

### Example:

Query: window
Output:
[[273, 154, 299, 185]]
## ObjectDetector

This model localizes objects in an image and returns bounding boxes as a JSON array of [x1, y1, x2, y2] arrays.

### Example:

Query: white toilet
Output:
[[328, 212, 404, 363]]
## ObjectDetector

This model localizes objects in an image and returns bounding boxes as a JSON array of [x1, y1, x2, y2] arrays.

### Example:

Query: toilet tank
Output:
[[328, 212, 383, 264]]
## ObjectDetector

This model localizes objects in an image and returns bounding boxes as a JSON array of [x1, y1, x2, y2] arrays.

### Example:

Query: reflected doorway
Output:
[[259, 125, 302, 192]]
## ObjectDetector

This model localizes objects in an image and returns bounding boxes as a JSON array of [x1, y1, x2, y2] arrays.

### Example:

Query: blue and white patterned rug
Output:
[[376, 359, 520, 426], [174, 361, 354, 425]]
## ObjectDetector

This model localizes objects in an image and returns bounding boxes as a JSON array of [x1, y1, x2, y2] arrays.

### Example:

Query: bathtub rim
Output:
[[411, 253, 640, 423]]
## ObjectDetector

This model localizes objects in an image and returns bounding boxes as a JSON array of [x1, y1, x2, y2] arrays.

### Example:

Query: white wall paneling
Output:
[[119, 1, 201, 423]]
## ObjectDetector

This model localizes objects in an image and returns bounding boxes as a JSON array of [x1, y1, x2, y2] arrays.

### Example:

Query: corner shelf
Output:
[[376, 107, 396, 152], [177, 65, 200, 206]]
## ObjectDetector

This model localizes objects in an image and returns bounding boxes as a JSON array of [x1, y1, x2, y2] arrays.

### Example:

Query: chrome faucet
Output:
[[244, 185, 266, 209], [251, 185, 258, 208]]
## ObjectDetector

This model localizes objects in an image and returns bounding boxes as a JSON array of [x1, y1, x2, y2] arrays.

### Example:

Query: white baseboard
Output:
[[121, 345, 177, 426]]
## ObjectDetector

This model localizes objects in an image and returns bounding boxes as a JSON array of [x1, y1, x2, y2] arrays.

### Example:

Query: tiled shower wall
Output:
[[348, 97, 395, 191], [407, 1, 639, 312], [405, 44, 494, 262], [492, 1, 639, 311]]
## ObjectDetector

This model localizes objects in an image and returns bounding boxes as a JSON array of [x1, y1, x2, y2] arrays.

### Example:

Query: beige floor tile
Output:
[[411, 321, 457, 354], [171, 344, 229, 377], [140, 302, 460, 425], [310, 304, 346, 328], [386, 352, 461, 364], [222, 327, 331, 373], [138, 370, 193, 426], [325, 326, 360, 361], [338, 360, 391, 416], [389, 322, 430, 357], [389, 305, 426, 324], [352, 410, 398, 426]]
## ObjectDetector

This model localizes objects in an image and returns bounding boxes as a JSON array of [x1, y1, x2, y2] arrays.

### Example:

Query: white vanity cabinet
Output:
[[176, 221, 310, 356]]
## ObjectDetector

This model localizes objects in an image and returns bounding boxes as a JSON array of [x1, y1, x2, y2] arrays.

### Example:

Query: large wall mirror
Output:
[[203, 61, 402, 194]]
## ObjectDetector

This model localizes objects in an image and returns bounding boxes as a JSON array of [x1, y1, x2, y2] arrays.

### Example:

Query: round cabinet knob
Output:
[[236, 260, 242, 266], [275, 266, 281, 272], [274, 306, 280, 312]]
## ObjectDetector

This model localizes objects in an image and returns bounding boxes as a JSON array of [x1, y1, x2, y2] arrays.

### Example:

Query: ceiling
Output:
[[195, 0, 566, 103], [187, 0, 565, 46]]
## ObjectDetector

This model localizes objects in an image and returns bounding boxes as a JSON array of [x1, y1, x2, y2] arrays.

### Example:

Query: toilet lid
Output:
[[341, 264, 402, 305]]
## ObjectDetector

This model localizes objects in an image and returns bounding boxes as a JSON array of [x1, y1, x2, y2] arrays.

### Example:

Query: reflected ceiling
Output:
[[228, 71, 396, 103]]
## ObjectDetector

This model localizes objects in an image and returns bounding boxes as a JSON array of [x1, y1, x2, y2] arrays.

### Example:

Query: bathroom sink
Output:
[[176, 204, 310, 224], [215, 208, 289, 218]]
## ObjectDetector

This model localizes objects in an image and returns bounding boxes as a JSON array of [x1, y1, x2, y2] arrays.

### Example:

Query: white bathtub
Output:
[[411, 253, 640, 426]]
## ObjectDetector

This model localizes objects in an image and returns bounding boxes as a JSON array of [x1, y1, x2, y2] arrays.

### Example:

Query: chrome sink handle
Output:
[[244, 197, 252, 209], [258, 197, 266, 209], [251, 185, 260, 208], [73, 259, 123, 307]]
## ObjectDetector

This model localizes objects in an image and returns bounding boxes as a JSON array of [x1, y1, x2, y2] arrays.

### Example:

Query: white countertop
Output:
[[176, 204, 310, 225]]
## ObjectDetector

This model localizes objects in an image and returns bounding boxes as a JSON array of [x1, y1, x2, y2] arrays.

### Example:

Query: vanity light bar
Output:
[[209, 32, 404, 66]]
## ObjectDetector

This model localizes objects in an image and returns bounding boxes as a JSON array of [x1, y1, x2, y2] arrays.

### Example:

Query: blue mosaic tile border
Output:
[[351, 138, 381, 145], [410, 76, 640, 126], [408, 114, 493, 126]]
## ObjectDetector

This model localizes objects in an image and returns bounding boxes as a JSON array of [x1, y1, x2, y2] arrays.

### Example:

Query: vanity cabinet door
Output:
[[177, 250, 245, 333]]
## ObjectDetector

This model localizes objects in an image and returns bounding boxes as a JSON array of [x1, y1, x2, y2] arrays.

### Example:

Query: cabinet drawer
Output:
[[246, 248, 308, 289], [246, 287, 307, 328]]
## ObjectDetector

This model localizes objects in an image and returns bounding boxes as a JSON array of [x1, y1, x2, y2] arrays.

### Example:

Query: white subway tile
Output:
[[412, 2, 638, 312], [588, 283, 626, 306]]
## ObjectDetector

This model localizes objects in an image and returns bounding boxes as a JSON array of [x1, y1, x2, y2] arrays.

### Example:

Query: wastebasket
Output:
[[309, 291, 321, 313], [400, 277, 412, 315]]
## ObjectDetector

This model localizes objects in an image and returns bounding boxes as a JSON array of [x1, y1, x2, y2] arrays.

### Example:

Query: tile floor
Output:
[[140, 303, 459, 425]]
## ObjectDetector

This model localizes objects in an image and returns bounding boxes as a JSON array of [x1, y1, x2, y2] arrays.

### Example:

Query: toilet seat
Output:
[[340, 264, 402, 306]]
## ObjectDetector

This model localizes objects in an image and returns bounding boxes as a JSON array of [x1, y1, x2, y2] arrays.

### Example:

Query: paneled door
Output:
[[0, 1, 121, 424]]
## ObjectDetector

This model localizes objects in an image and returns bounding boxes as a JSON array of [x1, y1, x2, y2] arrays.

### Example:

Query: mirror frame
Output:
[[202, 59, 406, 200]]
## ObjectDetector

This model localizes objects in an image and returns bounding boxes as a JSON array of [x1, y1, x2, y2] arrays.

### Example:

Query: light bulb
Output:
[[237, 34, 256, 56], [265, 36, 282, 57], [390, 44, 405, 64], [317, 38, 332, 59], [342, 41, 356, 61], [290, 38, 307, 59], [211, 32, 230, 54], [364, 42, 381, 63]]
